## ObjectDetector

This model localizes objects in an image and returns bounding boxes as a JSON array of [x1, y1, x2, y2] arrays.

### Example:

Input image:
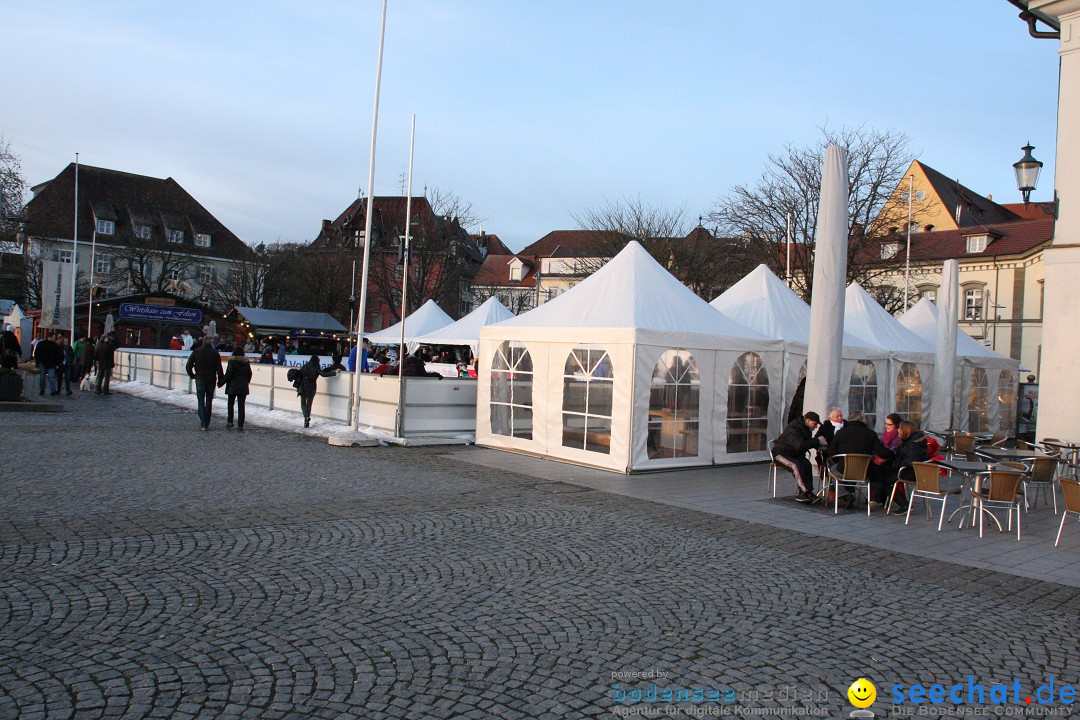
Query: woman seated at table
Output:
[[876, 420, 930, 513], [826, 411, 895, 509]]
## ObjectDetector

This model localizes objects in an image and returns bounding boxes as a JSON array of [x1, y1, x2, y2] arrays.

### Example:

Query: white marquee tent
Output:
[[366, 299, 453, 347], [415, 296, 515, 356], [477, 241, 784, 472], [899, 297, 1020, 433]]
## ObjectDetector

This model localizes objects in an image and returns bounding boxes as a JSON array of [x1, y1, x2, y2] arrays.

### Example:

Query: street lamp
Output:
[[1013, 143, 1043, 207]]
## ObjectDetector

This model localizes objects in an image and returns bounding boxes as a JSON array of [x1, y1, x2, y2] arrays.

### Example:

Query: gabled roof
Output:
[[916, 161, 1021, 228], [472, 232, 513, 256], [416, 296, 516, 348], [25, 163, 255, 261], [844, 282, 935, 356], [868, 217, 1053, 264], [898, 297, 1014, 364], [366, 299, 454, 344], [519, 230, 621, 258], [471, 253, 538, 288], [229, 307, 347, 334]]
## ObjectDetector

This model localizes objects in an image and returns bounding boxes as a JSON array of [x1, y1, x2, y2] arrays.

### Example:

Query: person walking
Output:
[[95, 333, 117, 395], [219, 348, 252, 431], [296, 354, 336, 428], [33, 333, 62, 396], [0, 324, 21, 369], [186, 338, 224, 431]]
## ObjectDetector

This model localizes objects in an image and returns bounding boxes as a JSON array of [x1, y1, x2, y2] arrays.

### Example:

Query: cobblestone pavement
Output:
[[2, 390, 1079, 719]]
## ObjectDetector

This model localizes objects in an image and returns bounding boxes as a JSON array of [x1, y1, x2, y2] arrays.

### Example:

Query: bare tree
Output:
[[469, 284, 534, 315], [207, 245, 272, 310], [426, 187, 484, 232], [708, 125, 931, 307], [0, 135, 26, 255]]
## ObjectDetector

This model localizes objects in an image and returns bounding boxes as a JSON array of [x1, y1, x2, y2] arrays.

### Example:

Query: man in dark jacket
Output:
[[400, 352, 443, 378], [34, 333, 63, 396], [95, 334, 117, 395], [1, 324, 22, 369], [826, 411, 896, 509], [186, 338, 224, 430], [772, 411, 823, 502], [297, 355, 336, 428]]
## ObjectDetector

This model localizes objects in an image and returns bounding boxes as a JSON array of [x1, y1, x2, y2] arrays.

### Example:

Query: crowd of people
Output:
[[772, 407, 941, 514], [22, 330, 118, 397]]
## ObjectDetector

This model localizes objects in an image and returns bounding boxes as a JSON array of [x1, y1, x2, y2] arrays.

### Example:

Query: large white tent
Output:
[[415, 296, 515, 356], [366, 299, 453, 346], [842, 282, 936, 428], [711, 265, 889, 426], [899, 297, 1019, 433], [477, 242, 784, 472]]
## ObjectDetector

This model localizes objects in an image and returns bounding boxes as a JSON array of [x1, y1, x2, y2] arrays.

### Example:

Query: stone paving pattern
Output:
[[2, 391, 1079, 719]]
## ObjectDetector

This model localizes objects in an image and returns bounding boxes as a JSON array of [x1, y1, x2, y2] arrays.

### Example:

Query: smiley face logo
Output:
[[848, 678, 876, 708]]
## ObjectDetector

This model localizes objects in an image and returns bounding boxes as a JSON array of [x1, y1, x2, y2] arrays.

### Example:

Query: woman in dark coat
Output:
[[298, 354, 336, 428], [877, 419, 930, 509], [219, 348, 253, 431]]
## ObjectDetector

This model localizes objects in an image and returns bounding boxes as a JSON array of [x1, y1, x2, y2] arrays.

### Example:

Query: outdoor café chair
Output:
[[767, 439, 782, 498], [952, 433, 977, 457], [986, 433, 1009, 447], [1022, 456, 1060, 514], [826, 454, 873, 516], [887, 465, 917, 515], [1055, 478, 1080, 547], [906, 461, 962, 532], [964, 469, 1024, 540]]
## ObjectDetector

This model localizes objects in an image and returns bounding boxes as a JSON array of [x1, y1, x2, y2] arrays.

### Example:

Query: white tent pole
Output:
[[70, 153, 79, 341], [350, 0, 388, 432], [395, 114, 416, 438], [904, 174, 913, 311]]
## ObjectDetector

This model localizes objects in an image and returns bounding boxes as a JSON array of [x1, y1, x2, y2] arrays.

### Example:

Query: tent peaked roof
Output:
[[367, 299, 453, 344], [843, 283, 935, 353], [416, 296, 515, 347], [899, 297, 1012, 361], [493, 241, 776, 346]]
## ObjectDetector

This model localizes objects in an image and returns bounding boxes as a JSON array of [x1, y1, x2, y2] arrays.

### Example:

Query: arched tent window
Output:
[[997, 370, 1017, 433], [895, 363, 923, 423], [727, 352, 769, 453], [648, 349, 700, 459], [969, 368, 990, 432], [849, 360, 878, 428], [562, 346, 614, 454], [489, 341, 533, 439]]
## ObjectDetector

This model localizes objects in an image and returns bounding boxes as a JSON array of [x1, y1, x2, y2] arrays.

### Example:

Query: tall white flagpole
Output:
[[395, 114, 416, 438], [351, 0, 388, 432], [904, 174, 913, 311], [70, 153, 79, 341]]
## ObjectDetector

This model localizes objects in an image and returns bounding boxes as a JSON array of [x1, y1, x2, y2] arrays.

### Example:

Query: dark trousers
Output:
[[57, 365, 72, 393], [227, 394, 246, 427], [96, 367, 112, 394], [38, 366, 56, 395], [300, 393, 314, 421], [194, 378, 216, 427], [775, 452, 814, 495]]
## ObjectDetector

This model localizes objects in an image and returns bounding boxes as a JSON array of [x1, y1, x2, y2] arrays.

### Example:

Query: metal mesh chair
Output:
[[1023, 456, 1060, 514], [965, 470, 1024, 540], [1055, 478, 1080, 547], [826, 454, 873, 515], [767, 440, 782, 498], [887, 465, 916, 515], [906, 461, 962, 531], [952, 433, 976, 457]]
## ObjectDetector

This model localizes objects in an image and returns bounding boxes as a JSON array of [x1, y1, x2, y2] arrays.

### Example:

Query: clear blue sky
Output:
[[3, 1, 1061, 252]]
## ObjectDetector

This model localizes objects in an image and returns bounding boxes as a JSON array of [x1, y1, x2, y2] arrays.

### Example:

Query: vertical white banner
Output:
[[40, 259, 74, 330]]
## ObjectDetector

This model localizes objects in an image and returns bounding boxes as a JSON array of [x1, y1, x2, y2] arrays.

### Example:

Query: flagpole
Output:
[[395, 114, 416, 438], [71, 153, 79, 341], [351, 0, 388, 432]]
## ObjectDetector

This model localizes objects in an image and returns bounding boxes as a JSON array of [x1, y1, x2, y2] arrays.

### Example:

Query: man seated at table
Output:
[[772, 411, 824, 503], [826, 411, 895, 510]]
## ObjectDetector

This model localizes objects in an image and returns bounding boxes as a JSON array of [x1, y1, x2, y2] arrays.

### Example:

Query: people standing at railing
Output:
[[186, 337, 224, 431], [219, 347, 252, 432], [181, 329, 194, 351], [296, 355, 337, 428], [94, 333, 117, 396], [276, 342, 287, 366]]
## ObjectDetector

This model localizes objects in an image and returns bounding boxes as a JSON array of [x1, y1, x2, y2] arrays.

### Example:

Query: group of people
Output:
[[773, 407, 937, 513], [22, 330, 118, 397]]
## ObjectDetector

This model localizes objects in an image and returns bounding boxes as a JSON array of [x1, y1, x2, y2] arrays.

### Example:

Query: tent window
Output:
[[727, 352, 769, 454], [849, 360, 878, 429], [647, 349, 700, 459], [562, 346, 613, 454], [489, 341, 533, 439], [997, 370, 1016, 433], [895, 362, 923, 423], [969, 368, 990, 432]]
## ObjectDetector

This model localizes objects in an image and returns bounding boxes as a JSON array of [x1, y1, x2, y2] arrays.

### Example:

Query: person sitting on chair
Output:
[[772, 411, 824, 503], [826, 411, 895, 510]]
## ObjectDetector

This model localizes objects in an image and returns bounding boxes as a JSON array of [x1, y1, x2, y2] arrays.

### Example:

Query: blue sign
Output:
[[118, 303, 203, 324]]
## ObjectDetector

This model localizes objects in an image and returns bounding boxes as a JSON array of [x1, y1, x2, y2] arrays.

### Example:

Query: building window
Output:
[[915, 190, 925, 201], [881, 242, 900, 260], [135, 225, 152, 240], [966, 235, 988, 253], [964, 288, 984, 321], [848, 360, 878, 429], [94, 255, 113, 275], [96, 219, 115, 235], [562, 346, 613, 454], [969, 368, 990, 432], [490, 341, 533, 440], [727, 352, 769, 454], [194, 233, 211, 248], [647, 349, 700, 460], [167, 229, 185, 244], [895, 362, 923, 423], [509, 263, 523, 282], [918, 287, 937, 304], [998, 370, 1017, 433], [52, 248, 74, 264], [200, 265, 214, 285]]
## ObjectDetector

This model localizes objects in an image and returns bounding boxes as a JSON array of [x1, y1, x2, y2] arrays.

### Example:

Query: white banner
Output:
[[40, 259, 73, 330]]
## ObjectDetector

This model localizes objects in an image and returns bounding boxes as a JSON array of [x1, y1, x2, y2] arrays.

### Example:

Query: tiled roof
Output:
[[472, 232, 512, 256], [917, 161, 1021, 228], [866, 217, 1052, 264], [519, 230, 622, 258], [313, 195, 443, 248], [470, 254, 538, 288], [24, 163, 256, 261], [1000, 202, 1055, 220]]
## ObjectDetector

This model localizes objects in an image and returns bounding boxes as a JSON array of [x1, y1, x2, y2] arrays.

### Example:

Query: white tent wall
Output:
[[708, 346, 785, 466]]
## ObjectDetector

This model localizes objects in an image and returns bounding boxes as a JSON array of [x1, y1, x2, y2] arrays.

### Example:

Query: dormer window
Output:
[[509, 260, 524, 283], [966, 235, 988, 254], [167, 229, 184, 244], [881, 241, 900, 260], [135, 225, 152, 240], [195, 233, 211, 248], [96, 219, 115, 235]]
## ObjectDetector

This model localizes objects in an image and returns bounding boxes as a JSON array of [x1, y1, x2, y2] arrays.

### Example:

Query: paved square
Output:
[[2, 390, 1079, 719]]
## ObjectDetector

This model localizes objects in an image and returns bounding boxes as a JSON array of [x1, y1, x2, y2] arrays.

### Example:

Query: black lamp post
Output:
[[1013, 143, 1043, 207]]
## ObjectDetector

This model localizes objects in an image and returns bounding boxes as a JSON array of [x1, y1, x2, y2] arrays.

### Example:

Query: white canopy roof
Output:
[[366, 299, 453, 345], [899, 297, 1016, 365], [843, 282, 935, 356], [415, 296, 515, 349], [482, 241, 780, 350], [710, 264, 884, 358]]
